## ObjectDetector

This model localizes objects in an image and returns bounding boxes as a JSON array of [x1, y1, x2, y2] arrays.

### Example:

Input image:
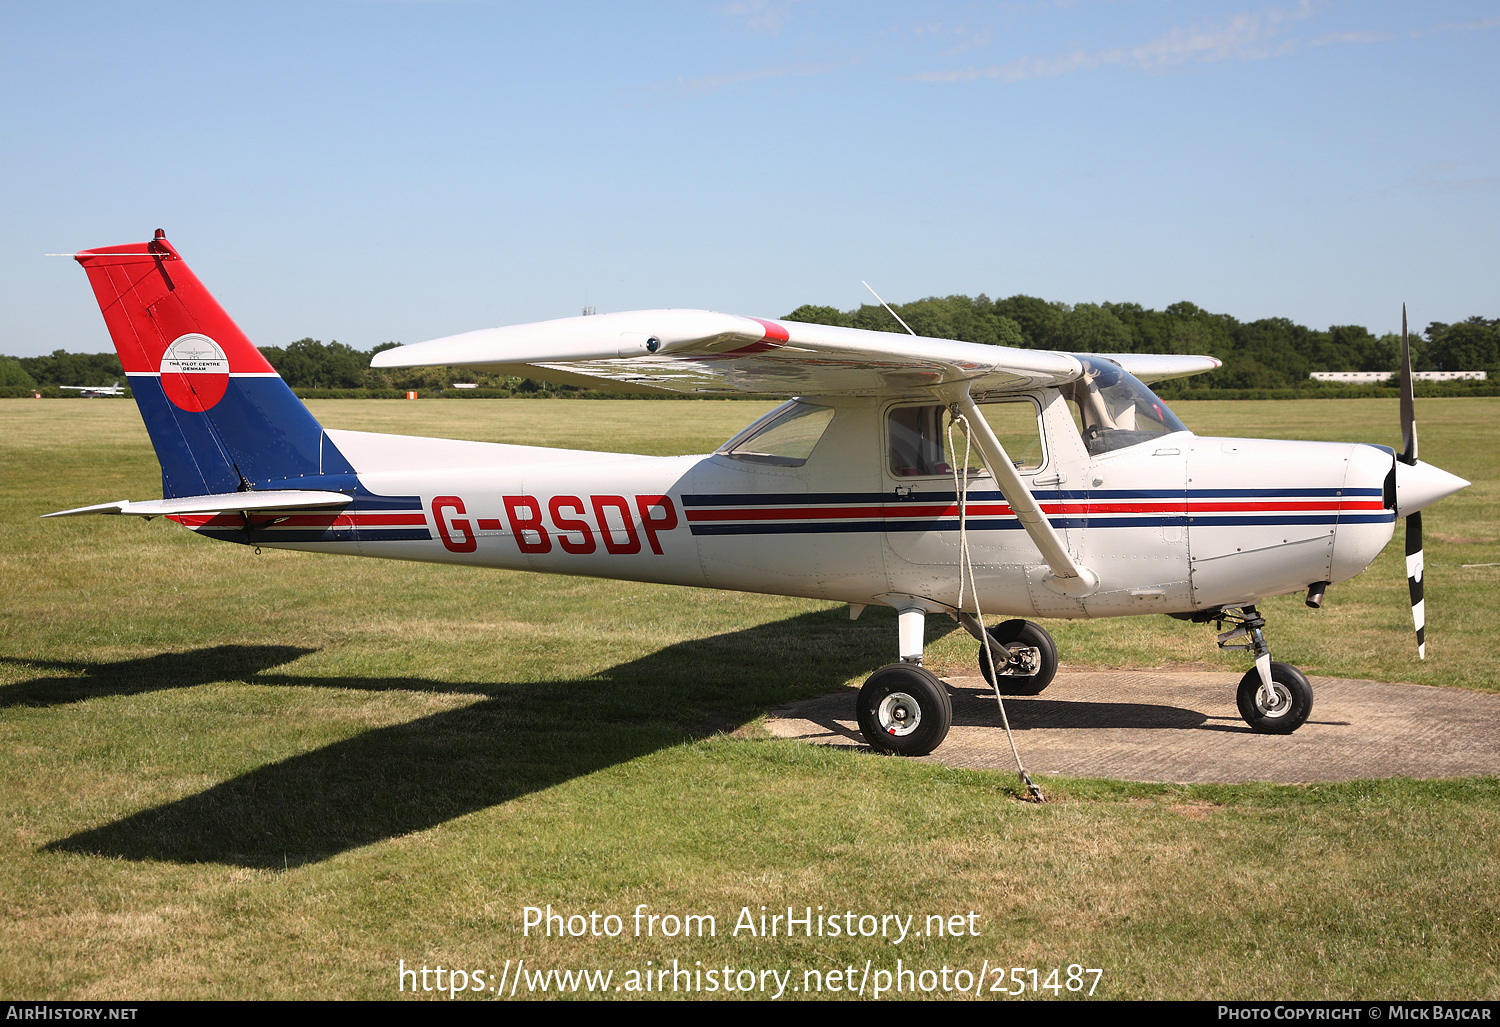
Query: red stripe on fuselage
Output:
[[169, 512, 426, 528], [683, 497, 1380, 523]]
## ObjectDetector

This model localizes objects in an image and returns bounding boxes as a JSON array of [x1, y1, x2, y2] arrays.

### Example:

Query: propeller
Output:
[[1391, 306, 1470, 659], [1398, 305, 1425, 659]]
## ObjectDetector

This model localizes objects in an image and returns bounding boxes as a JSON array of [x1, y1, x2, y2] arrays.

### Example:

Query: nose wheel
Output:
[[1236, 662, 1313, 734]]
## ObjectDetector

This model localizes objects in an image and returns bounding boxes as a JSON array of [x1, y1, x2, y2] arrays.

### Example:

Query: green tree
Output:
[[1426, 318, 1499, 372], [992, 295, 1068, 349], [1162, 301, 1237, 359], [1058, 303, 1133, 352], [1214, 356, 1289, 389], [0, 357, 37, 389], [16, 350, 123, 387], [263, 338, 371, 388], [783, 305, 849, 327], [1230, 318, 1314, 385]]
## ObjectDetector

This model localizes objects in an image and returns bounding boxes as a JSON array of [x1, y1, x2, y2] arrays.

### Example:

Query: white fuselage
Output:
[[222, 391, 1397, 619]]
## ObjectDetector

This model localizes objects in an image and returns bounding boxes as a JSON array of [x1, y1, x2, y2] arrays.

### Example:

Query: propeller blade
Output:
[[1399, 305, 1424, 659], [1406, 509, 1425, 660], [1399, 304, 1418, 466]]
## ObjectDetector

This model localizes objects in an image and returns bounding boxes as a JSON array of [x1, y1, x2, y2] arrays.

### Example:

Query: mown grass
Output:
[[1, 397, 1496, 1000]]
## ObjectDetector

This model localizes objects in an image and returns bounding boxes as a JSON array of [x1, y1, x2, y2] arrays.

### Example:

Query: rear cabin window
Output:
[[718, 400, 835, 467], [887, 401, 1044, 477]]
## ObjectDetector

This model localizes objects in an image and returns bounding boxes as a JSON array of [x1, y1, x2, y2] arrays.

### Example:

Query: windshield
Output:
[[1061, 357, 1187, 456]]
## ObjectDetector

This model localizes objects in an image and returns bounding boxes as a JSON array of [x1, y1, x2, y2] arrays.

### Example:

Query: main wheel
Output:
[[856, 664, 953, 756], [978, 619, 1058, 696], [1236, 662, 1313, 734]]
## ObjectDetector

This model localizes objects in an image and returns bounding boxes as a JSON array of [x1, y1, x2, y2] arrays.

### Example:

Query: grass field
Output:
[[2, 396, 1497, 1001]]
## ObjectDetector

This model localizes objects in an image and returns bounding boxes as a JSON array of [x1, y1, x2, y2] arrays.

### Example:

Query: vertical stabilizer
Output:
[[74, 231, 354, 497]]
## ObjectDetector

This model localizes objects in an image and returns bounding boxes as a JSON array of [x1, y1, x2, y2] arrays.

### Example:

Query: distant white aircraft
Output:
[[46, 231, 1469, 760], [60, 381, 126, 397]]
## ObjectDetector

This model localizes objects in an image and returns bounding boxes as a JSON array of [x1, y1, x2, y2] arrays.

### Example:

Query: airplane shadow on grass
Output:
[[28, 611, 1211, 869], [33, 608, 898, 868], [0, 647, 318, 708]]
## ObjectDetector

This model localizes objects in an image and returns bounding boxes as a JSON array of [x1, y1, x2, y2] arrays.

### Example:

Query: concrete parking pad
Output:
[[765, 666, 1500, 783]]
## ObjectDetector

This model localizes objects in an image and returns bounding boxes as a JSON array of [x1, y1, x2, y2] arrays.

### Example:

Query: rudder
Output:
[[75, 231, 354, 498]]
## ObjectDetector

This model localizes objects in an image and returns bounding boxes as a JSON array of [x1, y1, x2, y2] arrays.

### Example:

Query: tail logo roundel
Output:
[[160, 333, 230, 411]]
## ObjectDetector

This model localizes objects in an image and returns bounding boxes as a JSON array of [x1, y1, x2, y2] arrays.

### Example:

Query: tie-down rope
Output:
[[948, 411, 1046, 803]]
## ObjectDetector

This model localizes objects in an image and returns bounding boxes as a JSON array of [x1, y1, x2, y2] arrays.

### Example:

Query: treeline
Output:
[[255, 339, 567, 393], [0, 350, 124, 391], [0, 340, 556, 396], [5, 299, 1496, 396], [783, 297, 1499, 393]]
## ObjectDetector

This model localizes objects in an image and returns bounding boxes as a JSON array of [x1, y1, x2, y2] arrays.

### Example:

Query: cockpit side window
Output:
[[888, 405, 950, 477], [887, 400, 1045, 478], [1061, 358, 1187, 456]]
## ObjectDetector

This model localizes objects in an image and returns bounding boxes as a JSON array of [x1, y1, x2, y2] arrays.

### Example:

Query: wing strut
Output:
[[953, 392, 1099, 598]]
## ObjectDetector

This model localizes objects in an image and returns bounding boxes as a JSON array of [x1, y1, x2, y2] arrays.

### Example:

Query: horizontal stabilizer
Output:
[[42, 490, 353, 519]]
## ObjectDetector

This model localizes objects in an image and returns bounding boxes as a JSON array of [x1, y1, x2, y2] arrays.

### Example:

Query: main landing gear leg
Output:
[[1210, 605, 1313, 734], [856, 607, 953, 756]]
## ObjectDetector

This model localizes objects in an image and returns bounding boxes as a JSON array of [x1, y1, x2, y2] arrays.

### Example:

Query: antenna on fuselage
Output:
[[861, 280, 917, 337]]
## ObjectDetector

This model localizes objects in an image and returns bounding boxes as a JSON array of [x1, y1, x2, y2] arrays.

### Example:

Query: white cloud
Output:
[[941, 25, 994, 58], [722, 0, 797, 34], [913, 1, 1316, 83]]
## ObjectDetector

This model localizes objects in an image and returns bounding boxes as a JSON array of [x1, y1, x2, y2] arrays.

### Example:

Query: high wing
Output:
[[371, 310, 1220, 397], [1073, 352, 1223, 384]]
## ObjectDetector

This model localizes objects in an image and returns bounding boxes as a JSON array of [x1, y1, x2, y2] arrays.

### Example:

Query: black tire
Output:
[[856, 664, 953, 757], [978, 620, 1058, 696], [1236, 662, 1313, 734]]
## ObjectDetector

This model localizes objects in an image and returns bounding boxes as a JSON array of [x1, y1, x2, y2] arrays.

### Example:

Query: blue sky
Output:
[[3, 1, 1496, 356]]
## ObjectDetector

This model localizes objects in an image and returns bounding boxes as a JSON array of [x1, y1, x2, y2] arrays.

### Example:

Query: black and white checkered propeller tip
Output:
[[1399, 306, 1426, 659], [1393, 305, 1470, 660]]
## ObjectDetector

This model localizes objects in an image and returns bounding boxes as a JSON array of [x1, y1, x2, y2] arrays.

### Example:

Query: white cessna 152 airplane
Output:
[[60, 380, 127, 397], [48, 232, 1469, 757]]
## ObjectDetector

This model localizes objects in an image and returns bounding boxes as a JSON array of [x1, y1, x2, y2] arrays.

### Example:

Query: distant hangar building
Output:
[[1310, 371, 1487, 383]]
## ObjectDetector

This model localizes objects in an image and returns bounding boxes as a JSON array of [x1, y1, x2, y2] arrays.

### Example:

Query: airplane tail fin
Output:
[[74, 231, 354, 498]]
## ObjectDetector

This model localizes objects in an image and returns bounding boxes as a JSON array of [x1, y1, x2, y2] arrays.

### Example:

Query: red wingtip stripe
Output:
[[751, 318, 790, 343], [728, 317, 791, 355]]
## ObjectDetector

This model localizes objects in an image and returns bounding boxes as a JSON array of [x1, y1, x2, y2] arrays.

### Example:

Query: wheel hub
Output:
[[1256, 682, 1293, 718], [877, 692, 922, 736]]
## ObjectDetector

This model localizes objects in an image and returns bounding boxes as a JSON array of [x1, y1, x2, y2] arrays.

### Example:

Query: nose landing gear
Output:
[[1208, 605, 1314, 734]]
